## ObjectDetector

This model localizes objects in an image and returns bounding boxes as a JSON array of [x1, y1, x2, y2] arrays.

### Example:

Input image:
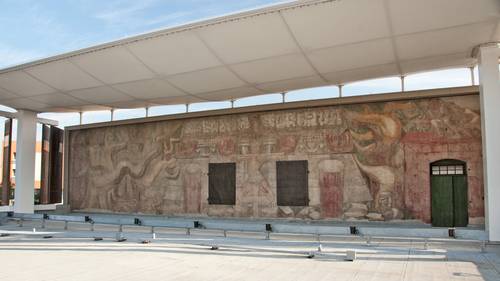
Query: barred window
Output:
[[208, 163, 236, 205], [276, 160, 309, 206]]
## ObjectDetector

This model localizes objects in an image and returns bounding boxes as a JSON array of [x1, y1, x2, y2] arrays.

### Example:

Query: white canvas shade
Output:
[[0, 0, 498, 113]]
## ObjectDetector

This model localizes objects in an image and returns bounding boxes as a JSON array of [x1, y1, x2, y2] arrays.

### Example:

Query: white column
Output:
[[478, 44, 500, 242], [470, 66, 476, 86], [14, 110, 37, 214]]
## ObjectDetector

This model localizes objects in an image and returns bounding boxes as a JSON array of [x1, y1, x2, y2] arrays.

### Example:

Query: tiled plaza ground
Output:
[[0, 220, 499, 281]]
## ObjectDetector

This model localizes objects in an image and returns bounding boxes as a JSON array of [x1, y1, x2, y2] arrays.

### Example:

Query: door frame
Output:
[[429, 159, 468, 227]]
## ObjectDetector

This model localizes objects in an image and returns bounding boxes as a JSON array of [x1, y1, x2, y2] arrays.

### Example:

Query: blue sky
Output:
[[0, 0, 285, 68], [0, 0, 478, 130]]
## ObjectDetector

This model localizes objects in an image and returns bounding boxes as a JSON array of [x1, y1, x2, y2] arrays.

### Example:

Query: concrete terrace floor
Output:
[[0, 220, 499, 281]]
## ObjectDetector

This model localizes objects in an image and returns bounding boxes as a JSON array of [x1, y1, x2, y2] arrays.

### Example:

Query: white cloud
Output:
[[90, 0, 201, 39], [0, 44, 43, 68], [141, 11, 193, 27], [94, 0, 161, 25]]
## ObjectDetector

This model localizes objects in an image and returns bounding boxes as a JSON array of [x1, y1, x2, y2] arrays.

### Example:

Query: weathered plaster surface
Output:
[[68, 95, 483, 223]]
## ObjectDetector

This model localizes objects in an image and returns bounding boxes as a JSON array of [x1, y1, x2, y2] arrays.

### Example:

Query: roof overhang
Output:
[[0, 0, 498, 113], [0, 110, 58, 126]]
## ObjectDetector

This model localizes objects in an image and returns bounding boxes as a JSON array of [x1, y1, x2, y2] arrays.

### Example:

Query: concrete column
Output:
[[478, 44, 500, 242], [14, 110, 37, 214]]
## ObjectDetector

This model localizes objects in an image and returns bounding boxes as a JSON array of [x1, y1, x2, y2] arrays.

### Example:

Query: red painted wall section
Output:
[[320, 171, 343, 218]]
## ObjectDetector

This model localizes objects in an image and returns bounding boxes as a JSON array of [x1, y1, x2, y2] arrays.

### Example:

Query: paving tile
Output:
[[0, 221, 499, 281]]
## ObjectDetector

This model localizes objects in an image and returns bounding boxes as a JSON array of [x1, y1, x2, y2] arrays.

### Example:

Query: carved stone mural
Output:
[[68, 94, 484, 223]]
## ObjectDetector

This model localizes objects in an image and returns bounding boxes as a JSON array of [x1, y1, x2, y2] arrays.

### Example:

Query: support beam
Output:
[[478, 44, 500, 242], [145, 107, 149, 117], [0, 110, 58, 126], [79, 111, 83, 125], [36, 117, 58, 127], [401, 76, 406, 92], [338, 84, 343, 97], [110, 109, 115, 121], [14, 110, 37, 214]]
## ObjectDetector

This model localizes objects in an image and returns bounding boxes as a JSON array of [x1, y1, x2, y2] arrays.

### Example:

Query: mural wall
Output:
[[68, 94, 484, 223]]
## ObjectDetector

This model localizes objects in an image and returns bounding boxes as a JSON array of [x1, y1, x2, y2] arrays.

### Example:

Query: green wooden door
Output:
[[453, 175, 468, 227], [431, 176, 454, 227], [431, 174, 468, 227]]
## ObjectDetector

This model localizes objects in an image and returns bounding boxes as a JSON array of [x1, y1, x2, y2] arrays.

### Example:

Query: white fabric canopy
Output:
[[0, 0, 498, 112]]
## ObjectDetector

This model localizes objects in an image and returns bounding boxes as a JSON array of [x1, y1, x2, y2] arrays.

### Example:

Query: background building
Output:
[[0, 141, 43, 205]]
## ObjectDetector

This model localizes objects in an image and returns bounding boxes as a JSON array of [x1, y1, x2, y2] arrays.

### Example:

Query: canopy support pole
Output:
[[470, 66, 475, 85]]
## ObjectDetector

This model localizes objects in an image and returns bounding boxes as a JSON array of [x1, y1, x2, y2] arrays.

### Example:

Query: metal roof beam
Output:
[[0, 110, 58, 126]]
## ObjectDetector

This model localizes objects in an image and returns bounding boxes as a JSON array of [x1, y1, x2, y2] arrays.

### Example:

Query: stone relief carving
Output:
[[69, 96, 483, 222]]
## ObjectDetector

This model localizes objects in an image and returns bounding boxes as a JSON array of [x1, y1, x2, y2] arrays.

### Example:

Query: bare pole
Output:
[[185, 104, 189, 113], [281, 92, 286, 103], [401, 75, 406, 92], [145, 107, 149, 117], [470, 66, 475, 85], [79, 111, 83, 125], [338, 84, 343, 98], [110, 109, 114, 121]]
